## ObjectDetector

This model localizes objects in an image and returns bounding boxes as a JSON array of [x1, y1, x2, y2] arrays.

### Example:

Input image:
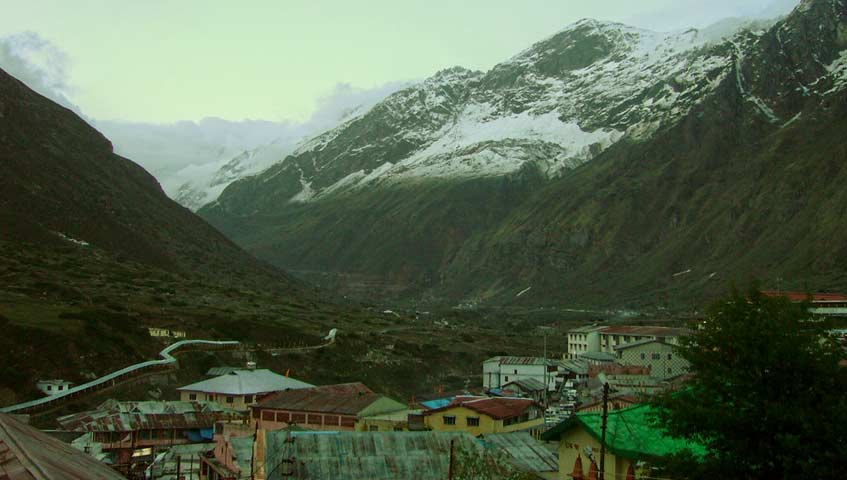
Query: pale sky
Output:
[[0, 0, 793, 124]]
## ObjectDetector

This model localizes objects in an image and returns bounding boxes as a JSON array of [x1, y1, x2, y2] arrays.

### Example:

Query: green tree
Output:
[[651, 286, 847, 479]]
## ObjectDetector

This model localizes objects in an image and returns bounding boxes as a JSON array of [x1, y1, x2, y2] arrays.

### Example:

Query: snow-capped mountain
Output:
[[201, 0, 847, 306]]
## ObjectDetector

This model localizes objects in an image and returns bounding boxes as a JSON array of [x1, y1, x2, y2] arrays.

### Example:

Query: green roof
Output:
[[540, 404, 705, 461]]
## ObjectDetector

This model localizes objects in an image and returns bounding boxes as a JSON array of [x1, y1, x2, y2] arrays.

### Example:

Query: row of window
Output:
[[255, 409, 356, 427], [639, 353, 673, 361], [187, 393, 253, 404], [442, 415, 480, 427]]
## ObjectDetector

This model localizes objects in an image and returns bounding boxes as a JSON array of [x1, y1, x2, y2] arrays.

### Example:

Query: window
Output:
[[58, 385, 64, 391], [226, 396, 234, 403], [189, 393, 197, 401], [394, 427, 404, 431], [46, 385, 52, 391], [652, 353, 661, 360], [466, 417, 480, 427], [641, 353, 646, 360], [667, 353, 672, 360], [443, 416, 456, 425], [262, 410, 275, 421], [668, 367, 673, 374], [514, 369, 518, 374], [504, 376, 509, 382], [207, 394, 212, 401], [244, 395, 254, 404], [368, 425, 379, 432]]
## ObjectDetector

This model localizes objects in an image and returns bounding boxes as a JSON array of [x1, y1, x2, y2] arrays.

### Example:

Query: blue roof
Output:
[[421, 397, 454, 410]]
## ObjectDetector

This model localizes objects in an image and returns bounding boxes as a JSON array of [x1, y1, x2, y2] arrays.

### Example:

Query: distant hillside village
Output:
[[2, 291, 846, 480]]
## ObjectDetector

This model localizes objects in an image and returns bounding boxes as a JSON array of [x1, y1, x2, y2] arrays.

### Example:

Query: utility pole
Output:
[[448, 437, 455, 479], [599, 382, 609, 480]]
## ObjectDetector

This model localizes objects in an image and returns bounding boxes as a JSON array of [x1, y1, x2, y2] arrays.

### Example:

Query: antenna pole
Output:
[[599, 382, 609, 479]]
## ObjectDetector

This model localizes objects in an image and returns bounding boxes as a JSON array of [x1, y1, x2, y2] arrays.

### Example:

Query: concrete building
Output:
[[35, 379, 74, 396], [615, 338, 690, 380], [500, 378, 547, 403], [762, 290, 847, 316], [483, 356, 558, 392], [565, 325, 605, 359], [178, 368, 314, 411], [422, 396, 544, 437], [541, 404, 704, 480], [251, 383, 408, 432], [567, 325, 689, 359]]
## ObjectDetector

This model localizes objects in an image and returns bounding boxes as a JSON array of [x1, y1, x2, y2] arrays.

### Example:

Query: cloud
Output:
[[0, 31, 83, 115]]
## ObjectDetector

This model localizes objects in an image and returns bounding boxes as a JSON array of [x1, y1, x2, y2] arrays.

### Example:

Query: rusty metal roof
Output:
[[598, 326, 690, 337], [0, 413, 126, 479], [56, 401, 243, 432], [255, 384, 390, 416], [423, 396, 539, 421]]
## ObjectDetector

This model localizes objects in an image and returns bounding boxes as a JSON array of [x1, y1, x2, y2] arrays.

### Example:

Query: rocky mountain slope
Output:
[[0, 66, 304, 290], [201, 0, 847, 307]]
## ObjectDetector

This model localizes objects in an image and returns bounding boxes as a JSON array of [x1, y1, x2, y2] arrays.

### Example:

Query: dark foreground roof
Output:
[[424, 396, 539, 420], [0, 413, 126, 480]]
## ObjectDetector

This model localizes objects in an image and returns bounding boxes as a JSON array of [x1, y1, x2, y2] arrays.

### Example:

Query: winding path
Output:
[[0, 339, 239, 414]]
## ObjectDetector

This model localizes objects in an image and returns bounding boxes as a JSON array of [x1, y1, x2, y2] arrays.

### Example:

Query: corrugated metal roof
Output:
[[0, 413, 127, 479], [484, 356, 554, 366], [761, 290, 847, 302], [57, 401, 243, 432], [178, 369, 314, 395], [484, 432, 558, 473], [264, 431, 479, 480], [424, 396, 539, 421], [256, 384, 396, 416], [502, 378, 547, 392]]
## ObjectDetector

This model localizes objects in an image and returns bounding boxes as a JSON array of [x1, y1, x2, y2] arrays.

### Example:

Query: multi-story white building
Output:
[[36, 379, 74, 396], [567, 325, 689, 360], [565, 325, 605, 359], [483, 357, 558, 392]]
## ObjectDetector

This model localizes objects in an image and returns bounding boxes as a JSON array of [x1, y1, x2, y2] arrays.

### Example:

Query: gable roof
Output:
[[0, 413, 126, 479], [614, 338, 674, 351], [502, 378, 547, 392], [255, 384, 404, 416], [540, 404, 705, 460], [177, 369, 314, 395], [425, 396, 539, 421]]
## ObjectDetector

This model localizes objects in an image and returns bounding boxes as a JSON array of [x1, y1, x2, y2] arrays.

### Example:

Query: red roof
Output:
[[599, 326, 689, 337], [760, 291, 847, 302], [255, 383, 388, 415], [423, 396, 538, 420]]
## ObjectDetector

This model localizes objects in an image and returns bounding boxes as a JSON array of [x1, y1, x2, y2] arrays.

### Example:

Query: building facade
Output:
[[483, 357, 558, 392], [36, 379, 73, 396], [178, 368, 314, 411], [566, 325, 605, 359], [615, 338, 690, 380], [423, 396, 544, 436]]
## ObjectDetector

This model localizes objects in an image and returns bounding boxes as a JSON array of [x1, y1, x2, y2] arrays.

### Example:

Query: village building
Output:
[[541, 404, 705, 480], [178, 368, 314, 411], [498, 378, 547, 404], [762, 290, 847, 316], [250, 382, 408, 432], [576, 393, 640, 413], [615, 338, 690, 380], [566, 325, 689, 359], [0, 413, 127, 480], [483, 356, 558, 392], [565, 325, 606, 359], [35, 378, 74, 396], [57, 400, 244, 474], [422, 396, 544, 436]]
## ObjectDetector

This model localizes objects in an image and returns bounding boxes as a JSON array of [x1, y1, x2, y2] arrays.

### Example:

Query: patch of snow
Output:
[[54, 232, 89, 247]]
